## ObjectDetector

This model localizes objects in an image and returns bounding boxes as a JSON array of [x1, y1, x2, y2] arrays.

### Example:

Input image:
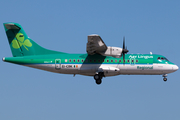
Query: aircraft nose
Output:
[[173, 65, 179, 71]]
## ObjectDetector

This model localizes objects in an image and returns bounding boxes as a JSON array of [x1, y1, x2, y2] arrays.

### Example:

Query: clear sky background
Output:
[[0, 0, 180, 120]]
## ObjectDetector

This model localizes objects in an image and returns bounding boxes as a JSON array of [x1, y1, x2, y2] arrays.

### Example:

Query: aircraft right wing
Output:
[[86, 34, 107, 55]]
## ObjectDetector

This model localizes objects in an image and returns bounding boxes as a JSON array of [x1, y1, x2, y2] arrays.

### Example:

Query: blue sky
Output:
[[0, 0, 180, 120]]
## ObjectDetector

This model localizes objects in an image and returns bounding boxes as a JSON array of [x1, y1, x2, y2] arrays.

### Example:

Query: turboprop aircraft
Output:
[[2, 23, 179, 85]]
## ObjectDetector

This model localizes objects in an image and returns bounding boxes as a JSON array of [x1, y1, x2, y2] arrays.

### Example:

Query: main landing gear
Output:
[[94, 72, 104, 85], [163, 74, 167, 82]]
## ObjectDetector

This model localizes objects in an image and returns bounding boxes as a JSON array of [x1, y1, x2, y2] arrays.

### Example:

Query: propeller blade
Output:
[[122, 37, 129, 54], [122, 36, 128, 65], [123, 37, 125, 50], [123, 53, 125, 65]]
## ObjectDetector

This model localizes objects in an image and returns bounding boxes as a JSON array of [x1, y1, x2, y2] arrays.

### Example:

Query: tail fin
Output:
[[4, 22, 66, 57]]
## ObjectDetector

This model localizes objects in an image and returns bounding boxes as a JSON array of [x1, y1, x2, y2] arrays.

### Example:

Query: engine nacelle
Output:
[[99, 46, 123, 58]]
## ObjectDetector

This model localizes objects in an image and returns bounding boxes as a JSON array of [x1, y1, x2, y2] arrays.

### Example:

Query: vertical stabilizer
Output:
[[4, 23, 66, 57]]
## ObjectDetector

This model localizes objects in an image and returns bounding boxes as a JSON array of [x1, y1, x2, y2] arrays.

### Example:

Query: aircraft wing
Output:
[[86, 34, 107, 55]]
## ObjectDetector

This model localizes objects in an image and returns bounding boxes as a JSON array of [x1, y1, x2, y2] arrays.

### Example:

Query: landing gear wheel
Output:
[[94, 73, 104, 85], [96, 79, 102, 85], [163, 77, 167, 82], [94, 74, 100, 80], [162, 74, 168, 82]]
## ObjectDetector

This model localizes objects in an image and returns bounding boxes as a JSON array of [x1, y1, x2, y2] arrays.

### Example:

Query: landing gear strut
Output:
[[94, 72, 104, 85], [163, 74, 167, 82]]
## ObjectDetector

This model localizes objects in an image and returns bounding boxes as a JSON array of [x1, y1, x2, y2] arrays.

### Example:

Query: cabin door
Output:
[[55, 59, 61, 69]]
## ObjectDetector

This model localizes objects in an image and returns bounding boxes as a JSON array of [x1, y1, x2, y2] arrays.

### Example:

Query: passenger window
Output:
[[127, 60, 129, 62], [136, 60, 138, 63], [123, 60, 126, 62], [111, 60, 113, 62], [69, 59, 72, 62], [85, 59, 88, 62], [107, 60, 109, 62], [115, 60, 117, 63], [98, 59, 101, 62], [94, 60, 96, 62], [73, 59, 76, 62], [103, 60, 105, 62], [82, 59, 84, 62], [119, 60, 121, 63], [132, 60, 134, 63], [77, 59, 79, 62], [90, 60, 92, 62]]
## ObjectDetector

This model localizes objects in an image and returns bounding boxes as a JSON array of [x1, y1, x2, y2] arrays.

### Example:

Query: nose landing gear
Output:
[[163, 74, 167, 82], [94, 72, 104, 85]]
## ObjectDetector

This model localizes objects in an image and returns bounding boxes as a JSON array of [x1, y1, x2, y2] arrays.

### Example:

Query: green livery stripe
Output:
[[3, 54, 175, 65]]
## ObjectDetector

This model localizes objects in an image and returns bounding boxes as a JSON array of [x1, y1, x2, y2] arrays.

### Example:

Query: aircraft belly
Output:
[[79, 64, 120, 76], [23, 63, 176, 76], [119, 64, 175, 75], [24, 64, 79, 74], [118, 64, 154, 75], [24, 64, 59, 73], [153, 64, 175, 74], [24, 64, 95, 75]]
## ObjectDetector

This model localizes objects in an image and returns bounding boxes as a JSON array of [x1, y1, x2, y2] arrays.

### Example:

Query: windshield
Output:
[[157, 57, 169, 61], [164, 58, 169, 61]]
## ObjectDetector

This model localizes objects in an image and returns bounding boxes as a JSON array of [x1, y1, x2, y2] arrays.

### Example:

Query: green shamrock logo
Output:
[[12, 33, 32, 51]]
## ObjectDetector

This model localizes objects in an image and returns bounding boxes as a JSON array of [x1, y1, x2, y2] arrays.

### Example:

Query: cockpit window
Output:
[[157, 57, 169, 61], [164, 58, 169, 61]]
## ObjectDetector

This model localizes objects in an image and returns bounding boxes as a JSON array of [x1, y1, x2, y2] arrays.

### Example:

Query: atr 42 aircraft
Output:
[[3, 23, 179, 84]]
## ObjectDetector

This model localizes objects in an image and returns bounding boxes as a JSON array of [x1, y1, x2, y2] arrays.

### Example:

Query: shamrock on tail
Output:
[[12, 33, 32, 51]]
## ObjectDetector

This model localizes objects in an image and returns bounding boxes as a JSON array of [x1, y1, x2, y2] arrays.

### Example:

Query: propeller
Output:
[[122, 37, 129, 64]]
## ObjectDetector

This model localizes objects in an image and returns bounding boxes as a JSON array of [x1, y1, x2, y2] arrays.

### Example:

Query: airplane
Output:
[[2, 22, 179, 85]]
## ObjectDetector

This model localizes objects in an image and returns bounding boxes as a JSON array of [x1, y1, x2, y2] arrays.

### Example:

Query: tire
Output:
[[96, 79, 102, 85], [94, 74, 100, 80], [163, 78, 167, 81]]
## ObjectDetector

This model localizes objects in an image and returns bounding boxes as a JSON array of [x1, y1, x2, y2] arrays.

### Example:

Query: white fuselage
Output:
[[25, 63, 178, 77]]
